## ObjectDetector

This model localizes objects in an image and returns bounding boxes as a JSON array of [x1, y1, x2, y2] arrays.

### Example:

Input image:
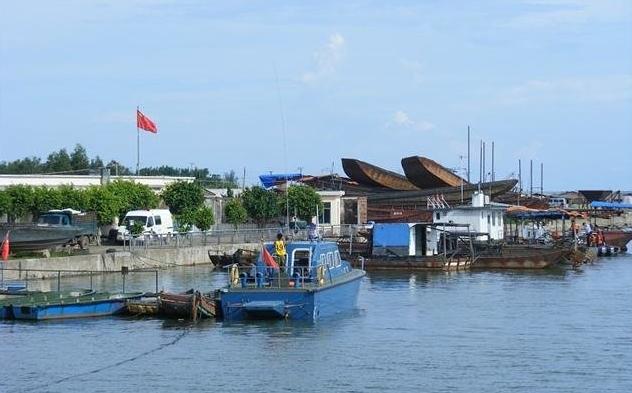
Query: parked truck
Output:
[[36, 209, 99, 249]]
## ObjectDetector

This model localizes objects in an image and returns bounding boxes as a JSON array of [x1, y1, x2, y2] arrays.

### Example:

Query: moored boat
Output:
[[0, 289, 94, 320], [159, 291, 216, 320], [9, 292, 142, 320], [472, 246, 566, 269], [218, 241, 365, 321], [602, 230, 632, 251]]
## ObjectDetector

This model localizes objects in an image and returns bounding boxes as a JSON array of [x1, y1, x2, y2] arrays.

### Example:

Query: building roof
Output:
[[0, 174, 194, 191]]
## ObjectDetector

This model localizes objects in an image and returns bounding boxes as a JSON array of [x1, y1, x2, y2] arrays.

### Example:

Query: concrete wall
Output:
[[2, 243, 258, 280]]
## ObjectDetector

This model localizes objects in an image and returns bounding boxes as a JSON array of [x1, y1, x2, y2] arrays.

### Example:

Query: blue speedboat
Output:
[[218, 241, 365, 321], [9, 292, 142, 320]]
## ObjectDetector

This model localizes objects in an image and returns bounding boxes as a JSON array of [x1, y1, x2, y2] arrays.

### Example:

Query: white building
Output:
[[0, 174, 194, 192], [433, 191, 507, 240]]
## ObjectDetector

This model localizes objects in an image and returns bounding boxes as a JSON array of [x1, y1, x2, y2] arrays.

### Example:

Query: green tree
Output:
[[31, 187, 63, 215], [224, 197, 247, 229], [70, 144, 90, 171], [241, 186, 279, 227], [90, 156, 104, 169], [105, 180, 158, 217], [176, 208, 196, 232], [85, 186, 122, 225], [45, 148, 72, 173], [0, 191, 11, 218], [57, 185, 89, 211], [194, 206, 215, 231], [280, 185, 323, 222], [4, 185, 34, 222], [161, 181, 205, 215]]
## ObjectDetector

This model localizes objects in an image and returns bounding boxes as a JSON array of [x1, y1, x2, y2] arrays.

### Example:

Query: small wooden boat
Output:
[[341, 158, 418, 190], [401, 156, 468, 189], [158, 291, 216, 320], [126, 295, 159, 315], [10, 292, 142, 320], [350, 255, 471, 270]]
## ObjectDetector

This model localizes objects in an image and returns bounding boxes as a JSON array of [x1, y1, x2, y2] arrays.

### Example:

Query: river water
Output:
[[2, 254, 631, 393]]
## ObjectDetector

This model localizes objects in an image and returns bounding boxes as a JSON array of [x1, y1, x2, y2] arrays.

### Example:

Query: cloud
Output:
[[400, 59, 424, 84], [390, 110, 435, 132], [497, 75, 632, 105], [301, 33, 345, 83]]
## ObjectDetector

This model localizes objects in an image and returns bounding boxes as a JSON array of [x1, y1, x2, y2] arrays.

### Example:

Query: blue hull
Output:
[[220, 271, 364, 321], [11, 298, 132, 321]]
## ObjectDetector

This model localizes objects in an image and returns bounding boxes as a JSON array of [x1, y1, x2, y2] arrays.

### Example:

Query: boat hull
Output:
[[401, 156, 468, 189], [219, 270, 365, 321], [342, 158, 418, 191], [9, 293, 142, 320], [0, 225, 79, 252], [472, 248, 565, 269], [602, 231, 632, 250]]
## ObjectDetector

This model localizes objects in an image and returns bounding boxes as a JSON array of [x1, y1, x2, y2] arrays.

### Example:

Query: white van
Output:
[[117, 209, 174, 241], [548, 197, 568, 208]]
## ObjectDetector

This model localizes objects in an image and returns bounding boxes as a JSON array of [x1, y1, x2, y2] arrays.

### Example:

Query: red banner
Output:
[[137, 110, 158, 133]]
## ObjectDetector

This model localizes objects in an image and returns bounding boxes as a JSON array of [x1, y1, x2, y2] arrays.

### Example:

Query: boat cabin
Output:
[[264, 241, 350, 278], [433, 191, 507, 241]]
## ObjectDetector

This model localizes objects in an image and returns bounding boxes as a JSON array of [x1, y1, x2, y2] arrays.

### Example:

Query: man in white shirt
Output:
[[583, 222, 592, 246]]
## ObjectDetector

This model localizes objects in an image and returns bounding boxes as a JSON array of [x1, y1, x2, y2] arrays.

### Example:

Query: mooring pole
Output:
[[467, 125, 471, 182]]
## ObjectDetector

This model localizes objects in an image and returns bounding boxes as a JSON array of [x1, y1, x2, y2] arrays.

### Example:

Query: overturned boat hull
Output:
[[342, 158, 418, 191], [401, 156, 468, 189]]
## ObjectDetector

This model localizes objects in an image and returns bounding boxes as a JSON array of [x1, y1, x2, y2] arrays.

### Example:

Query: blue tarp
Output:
[[590, 201, 632, 209], [372, 223, 410, 247], [259, 173, 302, 188]]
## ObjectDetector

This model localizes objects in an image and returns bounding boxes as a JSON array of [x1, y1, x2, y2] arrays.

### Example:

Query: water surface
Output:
[[2, 255, 631, 393]]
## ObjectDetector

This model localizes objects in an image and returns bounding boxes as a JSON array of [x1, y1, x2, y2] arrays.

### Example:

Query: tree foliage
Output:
[[105, 180, 158, 216], [224, 198, 247, 228], [280, 185, 323, 222], [70, 144, 90, 170], [161, 181, 205, 215], [194, 206, 215, 231], [4, 185, 34, 222], [31, 187, 63, 215], [241, 186, 279, 226], [85, 186, 123, 225]]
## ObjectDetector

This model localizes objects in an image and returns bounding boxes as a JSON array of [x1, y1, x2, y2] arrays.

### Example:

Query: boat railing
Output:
[[225, 264, 334, 289], [0, 266, 161, 294]]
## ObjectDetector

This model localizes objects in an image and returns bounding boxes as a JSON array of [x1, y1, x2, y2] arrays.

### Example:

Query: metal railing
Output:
[[225, 264, 332, 289], [121, 224, 369, 250]]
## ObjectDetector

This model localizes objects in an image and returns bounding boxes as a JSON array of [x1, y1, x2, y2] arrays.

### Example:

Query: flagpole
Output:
[[136, 106, 140, 175]]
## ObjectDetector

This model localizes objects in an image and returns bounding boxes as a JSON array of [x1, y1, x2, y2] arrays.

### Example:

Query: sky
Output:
[[1, 0, 631, 191]]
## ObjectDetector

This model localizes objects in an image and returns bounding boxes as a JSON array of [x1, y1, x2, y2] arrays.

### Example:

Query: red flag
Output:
[[1, 232, 9, 261], [262, 245, 279, 269], [137, 110, 158, 133]]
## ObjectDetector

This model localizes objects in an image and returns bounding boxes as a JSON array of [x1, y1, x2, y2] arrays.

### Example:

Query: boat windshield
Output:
[[123, 216, 148, 226], [38, 215, 62, 225]]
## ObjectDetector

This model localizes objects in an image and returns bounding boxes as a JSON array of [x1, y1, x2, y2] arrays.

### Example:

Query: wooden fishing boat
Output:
[[472, 246, 566, 269], [350, 255, 471, 270], [126, 295, 159, 315], [10, 292, 142, 320], [401, 156, 468, 189], [158, 291, 216, 320], [341, 158, 418, 190]]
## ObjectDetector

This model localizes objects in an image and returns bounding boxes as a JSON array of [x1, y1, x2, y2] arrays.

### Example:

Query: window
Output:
[[320, 202, 332, 224], [492, 212, 496, 225], [334, 251, 341, 266], [147, 216, 154, 227], [436, 212, 441, 220], [326, 252, 334, 267], [61, 216, 69, 225], [293, 249, 311, 270], [481, 212, 484, 219], [487, 215, 490, 225], [154, 215, 162, 225]]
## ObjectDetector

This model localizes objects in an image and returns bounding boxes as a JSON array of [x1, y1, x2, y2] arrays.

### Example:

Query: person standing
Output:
[[274, 233, 287, 269], [583, 222, 592, 246]]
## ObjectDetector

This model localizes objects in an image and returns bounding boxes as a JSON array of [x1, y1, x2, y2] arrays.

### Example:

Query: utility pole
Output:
[[540, 162, 544, 194], [491, 141, 495, 182], [467, 125, 471, 182], [518, 159, 522, 193], [530, 159, 533, 196], [482, 142, 486, 183]]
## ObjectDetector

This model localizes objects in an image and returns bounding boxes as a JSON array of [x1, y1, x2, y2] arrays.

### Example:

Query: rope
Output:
[[18, 328, 191, 392]]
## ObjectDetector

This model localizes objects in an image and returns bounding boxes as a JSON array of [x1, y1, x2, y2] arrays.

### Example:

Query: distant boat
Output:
[[472, 246, 567, 269], [341, 158, 418, 190], [217, 241, 365, 321], [8, 292, 142, 320], [401, 156, 468, 189], [602, 230, 632, 251]]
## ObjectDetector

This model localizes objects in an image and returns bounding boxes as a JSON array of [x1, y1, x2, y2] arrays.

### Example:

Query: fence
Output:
[[121, 224, 368, 251]]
